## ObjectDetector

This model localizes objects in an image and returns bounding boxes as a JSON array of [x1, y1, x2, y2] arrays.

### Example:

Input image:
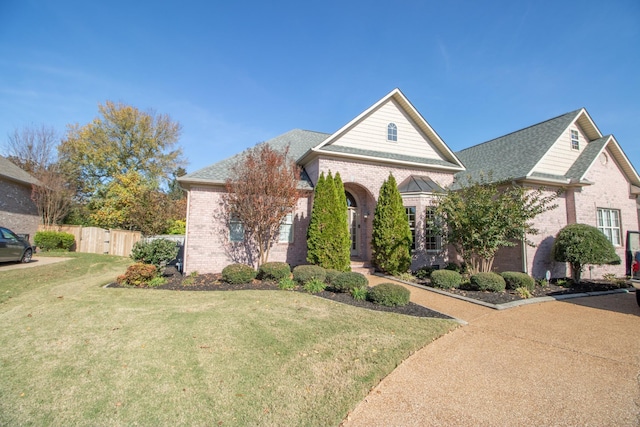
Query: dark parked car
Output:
[[0, 227, 33, 263], [633, 251, 640, 307]]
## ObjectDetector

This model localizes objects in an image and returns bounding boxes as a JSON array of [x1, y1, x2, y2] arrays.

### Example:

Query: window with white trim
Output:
[[229, 215, 244, 242], [387, 123, 397, 141], [570, 129, 580, 150], [405, 206, 416, 251], [597, 208, 621, 246], [425, 207, 442, 251], [278, 213, 294, 243]]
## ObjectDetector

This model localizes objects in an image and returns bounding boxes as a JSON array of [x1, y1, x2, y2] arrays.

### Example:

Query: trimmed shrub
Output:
[[258, 262, 291, 282], [324, 269, 341, 286], [131, 238, 179, 268], [222, 263, 257, 284], [368, 282, 411, 307], [469, 272, 506, 292], [501, 271, 535, 291], [117, 263, 158, 287], [34, 231, 75, 252], [292, 265, 326, 285], [430, 270, 462, 289], [331, 272, 369, 293], [303, 278, 326, 294]]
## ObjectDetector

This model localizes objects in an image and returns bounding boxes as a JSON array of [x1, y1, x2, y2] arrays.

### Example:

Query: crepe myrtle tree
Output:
[[223, 143, 301, 267], [430, 174, 560, 273]]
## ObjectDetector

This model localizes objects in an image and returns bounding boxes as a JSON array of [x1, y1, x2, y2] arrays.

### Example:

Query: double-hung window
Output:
[[570, 129, 580, 150], [278, 213, 294, 243], [405, 206, 416, 251], [597, 208, 621, 246], [387, 123, 398, 141], [425, 207, 442, 251], [229, 215, 244, 242]]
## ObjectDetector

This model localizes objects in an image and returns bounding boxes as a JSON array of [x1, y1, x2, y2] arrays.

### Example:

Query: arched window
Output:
[[387, 123, 397, 141], [345, 191, 357, 207]]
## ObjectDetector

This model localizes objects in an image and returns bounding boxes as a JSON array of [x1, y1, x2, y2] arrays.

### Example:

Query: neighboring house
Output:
[[179, 89, 640, 279], [0, 156, 41, 242]]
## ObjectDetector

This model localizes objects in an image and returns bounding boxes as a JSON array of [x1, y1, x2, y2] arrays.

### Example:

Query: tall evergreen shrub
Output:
[[371, 173, 412, 275]]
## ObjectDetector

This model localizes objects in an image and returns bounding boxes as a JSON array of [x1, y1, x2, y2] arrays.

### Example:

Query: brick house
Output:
[[178, 89, 640, 279], [0, 156, 41, 242]]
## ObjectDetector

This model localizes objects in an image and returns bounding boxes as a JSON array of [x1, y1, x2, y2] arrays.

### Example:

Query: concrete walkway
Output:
[[344, 276, 640, 426]]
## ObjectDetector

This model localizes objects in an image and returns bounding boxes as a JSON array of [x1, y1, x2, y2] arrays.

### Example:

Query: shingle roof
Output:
[[179, 129, 330, 186], [565, 136, 609, 181], [0, 156, 40, 186], [319, 145, 462, 169], [398, 175, 445, 193], [454, 109, 582, 183]]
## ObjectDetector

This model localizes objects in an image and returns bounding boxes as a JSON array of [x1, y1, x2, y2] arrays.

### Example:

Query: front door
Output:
[[346, 191, 358, 257], [348, 207, 358, 257]]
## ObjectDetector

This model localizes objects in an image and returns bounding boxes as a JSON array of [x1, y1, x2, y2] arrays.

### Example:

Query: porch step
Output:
[[350, 260, 374, 275]]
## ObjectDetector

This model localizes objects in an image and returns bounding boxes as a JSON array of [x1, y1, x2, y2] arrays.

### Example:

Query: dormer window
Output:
[[387, 123, 397, 141], [570, 129, 580, 150]]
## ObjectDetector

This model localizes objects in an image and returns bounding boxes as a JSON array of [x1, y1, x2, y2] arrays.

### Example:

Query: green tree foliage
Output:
[[58, 101, 185, 200], [431, 175, 559, 273], [306, 171, 350, 271], [372, 173, 412, 275], [551, 223, 620, 282]]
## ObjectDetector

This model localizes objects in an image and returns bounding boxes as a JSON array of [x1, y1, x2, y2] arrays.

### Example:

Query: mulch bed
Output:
[[107, 268, 453, 320], [412, 278, 633, 306]]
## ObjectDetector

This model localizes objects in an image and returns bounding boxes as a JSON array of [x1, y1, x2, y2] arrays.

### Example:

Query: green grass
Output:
[[0, 253, 457, 426]]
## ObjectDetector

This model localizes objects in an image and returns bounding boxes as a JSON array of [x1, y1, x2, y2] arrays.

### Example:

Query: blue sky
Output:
[[1, 0, 639, 175]]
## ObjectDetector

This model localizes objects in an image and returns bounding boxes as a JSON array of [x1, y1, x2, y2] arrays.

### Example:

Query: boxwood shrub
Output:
[[331, 271, 369, 293], [258, 262, 291, 282], [292, 265, 326, 285], [469, 272, 506, 292], [34, 231, 75, 252], [324, 269, 342, 286], [430, 270, 462, 289], [501, 271, 535, 291], [131, 238, 179, 268], [368, 282, 411, 307], [222, 263, 257, 284]]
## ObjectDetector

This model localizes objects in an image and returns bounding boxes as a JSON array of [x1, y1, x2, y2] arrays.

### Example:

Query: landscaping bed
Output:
[[410, 277, 633, 306], [108, 267, 453, 319]]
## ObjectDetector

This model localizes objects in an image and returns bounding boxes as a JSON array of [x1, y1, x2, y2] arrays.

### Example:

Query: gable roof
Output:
[[0, 156, 41, 187], [178, 129, 329, 187], [302, 88, 465, 171], [455, 109, 584, 184], [455, 108, 640, 190]]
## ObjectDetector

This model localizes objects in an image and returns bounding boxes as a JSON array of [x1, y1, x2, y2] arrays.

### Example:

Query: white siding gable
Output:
[[327, 99, 447, 162], [533, 122, 589, 176]]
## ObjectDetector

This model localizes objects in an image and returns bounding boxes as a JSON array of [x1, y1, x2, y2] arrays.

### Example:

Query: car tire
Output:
[[20, 248, 32, 263], [636, 289, 640, 308]]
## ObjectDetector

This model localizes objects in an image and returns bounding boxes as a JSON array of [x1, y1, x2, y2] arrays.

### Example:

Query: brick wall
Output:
[[0, 178, 39, 242]]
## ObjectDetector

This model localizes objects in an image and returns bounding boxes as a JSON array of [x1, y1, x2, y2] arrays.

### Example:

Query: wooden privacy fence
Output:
[[38, 225, 143, 257]]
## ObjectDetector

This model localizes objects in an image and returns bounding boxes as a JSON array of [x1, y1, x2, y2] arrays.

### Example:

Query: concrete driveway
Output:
[[344, 279, 640, 426], [0, 255, 72, 271]]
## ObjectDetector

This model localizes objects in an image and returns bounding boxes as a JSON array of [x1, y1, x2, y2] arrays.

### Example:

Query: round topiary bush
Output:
[[222, 263, 257, 284], [292, 265, 326, 285], [469, 272, 506, 292], [331, 271, 369, 293], [258, 262, 291, 282], [501, 271, 535, 291], [368, 282, 411, 307], [430, 269, 462, 289], [324, 269, 341, 286]]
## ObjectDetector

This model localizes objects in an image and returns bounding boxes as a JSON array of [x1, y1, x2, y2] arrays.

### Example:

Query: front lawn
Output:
[[0, 253, 457, 426]]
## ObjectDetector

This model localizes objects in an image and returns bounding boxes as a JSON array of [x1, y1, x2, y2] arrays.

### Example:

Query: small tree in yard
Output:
[[372, 173, 412, 275], [551, 223, 620, 283], [431, 175, 559, 273], [223, 143, 300, 267]]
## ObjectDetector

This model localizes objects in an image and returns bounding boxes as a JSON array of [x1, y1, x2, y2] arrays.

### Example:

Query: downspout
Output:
[[521, 231, 528, 274]]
